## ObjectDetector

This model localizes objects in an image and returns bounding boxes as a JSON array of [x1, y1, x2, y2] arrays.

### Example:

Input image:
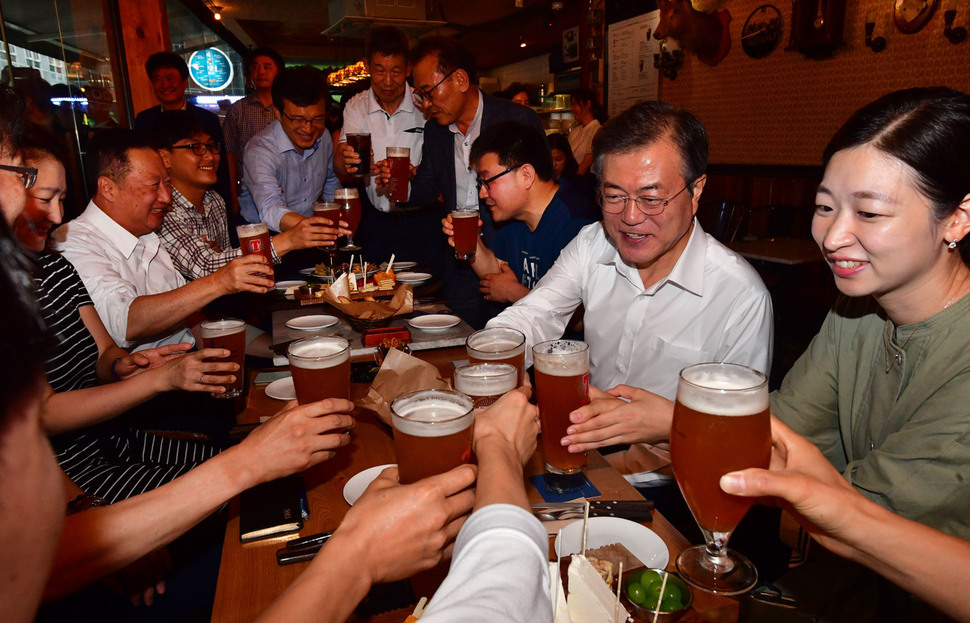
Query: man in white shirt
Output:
[[489, 101, 773, 457], [54, 131, 275, 352]]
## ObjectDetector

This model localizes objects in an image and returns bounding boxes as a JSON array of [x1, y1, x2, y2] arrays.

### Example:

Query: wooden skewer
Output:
[[653, 571, 670, 623], [553, 528, 563, 620], [613, 561, 624, 623], [388, 253, 396, 269], [581, 500, 590, 555]]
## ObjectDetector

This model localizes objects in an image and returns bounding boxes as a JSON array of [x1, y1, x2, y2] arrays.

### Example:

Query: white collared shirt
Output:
[[450, 90, 484, 211], [488, 220, 774, 400], [53, 201, 194, 352], [339, 83, 425, 212]]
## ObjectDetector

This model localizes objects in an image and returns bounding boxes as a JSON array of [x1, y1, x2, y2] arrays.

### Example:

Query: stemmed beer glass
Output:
[[669, 362, 771, 595], [336, 188, 362, 251]]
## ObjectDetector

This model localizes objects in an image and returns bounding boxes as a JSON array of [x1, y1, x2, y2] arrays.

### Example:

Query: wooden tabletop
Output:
[[728, 238, 823, 265], [210, 348, 738, 622]]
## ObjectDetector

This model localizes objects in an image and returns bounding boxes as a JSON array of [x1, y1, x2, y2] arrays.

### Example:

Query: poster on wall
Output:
[[607, 11, 661, 118], [188, 48, 234, 92], [563, 26, 580, 64]]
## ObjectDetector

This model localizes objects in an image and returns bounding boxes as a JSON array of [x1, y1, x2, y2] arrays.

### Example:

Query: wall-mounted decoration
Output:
[[742, 5, 783, 58], [653, 0, 731, 67], [563, 26, 580, 64], [789, 0, 847, 59], [894, 0, 939, 34], [188, 48, 233, 92]]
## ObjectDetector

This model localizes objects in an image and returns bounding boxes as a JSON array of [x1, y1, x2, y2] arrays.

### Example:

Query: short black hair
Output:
[[88, 129, 155, 184], [470, 121, 554, 183], [247, 47, 284, 73], [0, 84, 25, 161], [145, 52, 189, 81], [411, 36, 477, 83], [149, 110, 209, 150], [592, 101, 708, 196], [272, 65, 328, 113], [21, 127, 68, 169], [365, 26, 410, 64]]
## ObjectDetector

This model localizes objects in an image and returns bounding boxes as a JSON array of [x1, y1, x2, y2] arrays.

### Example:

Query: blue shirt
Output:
[[491, 195, 591, 289], [239, 120, 340, 231]]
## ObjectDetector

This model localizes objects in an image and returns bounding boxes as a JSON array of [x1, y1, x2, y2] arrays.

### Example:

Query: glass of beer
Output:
[[236, 222, 274, 280], [670, 362, 770, 595], [287, 336, 351, 403], [454, 363, 518, 409], [199, 318, 246, 399], [451, 209, 479, 260], [391, 389, 474, 484], [346, 132, 371, 178], [466, 327, 526, 384], [335, 188, 362, 251], [532, 339, 590, 474], [385, 146, 410, 203]]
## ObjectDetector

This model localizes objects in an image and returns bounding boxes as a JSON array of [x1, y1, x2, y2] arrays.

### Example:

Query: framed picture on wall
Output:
[[563, 26, 580, 64]]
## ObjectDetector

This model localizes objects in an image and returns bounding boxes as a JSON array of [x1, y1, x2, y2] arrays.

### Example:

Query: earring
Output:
[[949, 240, 959, 251]]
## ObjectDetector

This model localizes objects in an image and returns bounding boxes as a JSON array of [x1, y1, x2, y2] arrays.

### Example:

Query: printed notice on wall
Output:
[[607, 11, 661, 118]]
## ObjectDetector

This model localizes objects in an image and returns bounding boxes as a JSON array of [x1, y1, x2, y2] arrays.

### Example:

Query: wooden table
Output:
[[210, 349, 738, 622], [728, 238, 822, 265]]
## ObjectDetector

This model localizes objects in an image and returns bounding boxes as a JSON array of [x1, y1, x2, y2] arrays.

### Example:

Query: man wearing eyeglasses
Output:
[[239, 66, 341, 236], [489, 101, 772, 456], [0, 85, 31, 225], [153, 111, 341, 281]]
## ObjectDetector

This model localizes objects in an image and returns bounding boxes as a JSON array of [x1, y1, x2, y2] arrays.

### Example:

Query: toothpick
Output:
[[553, 528, 563, 619], [412, 596, 427, 617], [388, 253, 396, 269], [581, 500, 590, 555], [653, 571, 670, 623], [614, 561, 624, 623]]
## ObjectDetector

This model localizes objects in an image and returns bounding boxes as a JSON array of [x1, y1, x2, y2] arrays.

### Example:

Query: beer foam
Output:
[[467, 328, 525, 356], [200, 318, 245, 338], [386, 146, 410, 158], [451, 210, 479, 219], [334, 188, 358, 199], [288, 338, 349, 369], [237, 222, 268, 235], [454, 364, 518, 397], [533, 340, 589, 376], [677, 364, 768, 416], [392, 392, 473, 437]]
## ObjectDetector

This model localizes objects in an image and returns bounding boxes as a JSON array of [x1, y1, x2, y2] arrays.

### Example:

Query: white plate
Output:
[[343, 464, 397, 505], [381, 261, 417, 271], [396, 271, 432, 285], [264, 376, 295, 401], [275, 280, 307, 291], [300, 268, 335, 284], [408, 314, 460, 331], [285, 314, 339, 331], [554, 516, 669, 569]]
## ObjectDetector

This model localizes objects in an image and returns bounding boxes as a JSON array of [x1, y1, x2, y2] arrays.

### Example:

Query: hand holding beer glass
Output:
[[345, 133, 372, 178], [199, 318, 246, 399], [454, 363, 518, 409], [533, 339, 590, 474], [391, 389, 474, 484], [287, 337, 351, 403], [449, 209, 480, 260], [385, 147, 410, 203], [669, 362, 771, 595], [236, 222, 274, 281]]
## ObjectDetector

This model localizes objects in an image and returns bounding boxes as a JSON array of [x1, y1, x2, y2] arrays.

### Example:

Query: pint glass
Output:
[[346, 133, 371, 177], [236, 222, 274, 280], [391, 389, 474, 484], [313, 201, 341, 223], [200, 318, 246, 399], [466, 327, 526, 384], [454, 363, 518, 409], [385, 146, 410, 202], [451, 209, 479, 260], [670, 362, 770, 595], [335, 188, 362, 251], [533, 339, 590, 474], [287, 336, 351, 403]]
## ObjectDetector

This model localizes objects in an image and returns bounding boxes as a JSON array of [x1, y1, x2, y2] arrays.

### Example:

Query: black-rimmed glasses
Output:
[[280, 111, 327, 128], [476, 165, 522, 192], [598, 183, 690, 216], [170, 142, 222, 157], [412, 69, 457, 105], [0, 164, 38, 189]]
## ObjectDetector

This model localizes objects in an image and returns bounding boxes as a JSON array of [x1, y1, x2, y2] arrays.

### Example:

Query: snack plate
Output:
[[265, 377, 296, 401], [343, 464, 397, 505], [300, 267, 378, 284], [408, 314, 460, 331], [286, 314, 340, 331], [554, 516, 669, 570], [396, 271, 432, 285], [275, 280, 307, 292], [381, 261, 417, 271]]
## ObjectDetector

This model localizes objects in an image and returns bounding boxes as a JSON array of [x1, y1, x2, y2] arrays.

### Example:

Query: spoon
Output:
[[814, 0, 826, 29]]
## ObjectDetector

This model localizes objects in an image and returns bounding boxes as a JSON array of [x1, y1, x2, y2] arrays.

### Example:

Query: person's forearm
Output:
[[126, 274, 226, 340], [44, 444, 258, 600], [278, 211, 305, 232], [470, 240, 500, 278], [472, 440, 529, 512], [94, 344, 129, 384], [41, 369, 169, 435], [504, 282, 531, 304]]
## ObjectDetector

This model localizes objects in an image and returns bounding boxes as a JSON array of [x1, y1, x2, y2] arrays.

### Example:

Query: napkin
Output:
[[604, 443, 676, 486], [357, 347, 451, 425]]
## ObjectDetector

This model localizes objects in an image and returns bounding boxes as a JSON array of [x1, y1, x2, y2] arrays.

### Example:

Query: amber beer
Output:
[[287, 337, 351, 404], [533, 340, 590, 474], [236, 222, 272, 263], [670, 363, 771, 534], [346, 133, 371, 178], [391, 389, 474, 484], [386, 146, 410, 202], [313, 201, 341, 224], [465, 327, 526, 384], [454, 363, 518, 408], [200, 318, 246, 399], [451, 210, 479, 260]]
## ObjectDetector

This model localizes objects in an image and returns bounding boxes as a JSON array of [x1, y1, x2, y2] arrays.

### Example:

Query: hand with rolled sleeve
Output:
[[271, 215, 351, 254], [561, 384, 675, 454]]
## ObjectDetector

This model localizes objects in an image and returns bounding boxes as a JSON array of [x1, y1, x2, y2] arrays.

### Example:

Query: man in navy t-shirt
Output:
[[442, 121, 592, 305]]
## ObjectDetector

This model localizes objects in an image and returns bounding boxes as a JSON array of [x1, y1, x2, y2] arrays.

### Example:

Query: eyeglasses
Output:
[[598, 183, 691, 216], [476, 164, 522, 192], [412, 69, 457, 105], [280, 111, 327, 128], [170, 142, 222, 157], [0, 164, 38, 189]]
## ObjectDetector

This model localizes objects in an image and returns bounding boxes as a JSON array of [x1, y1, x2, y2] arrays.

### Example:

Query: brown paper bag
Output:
[[323, 273, 413, 320], [357, 348, 451, 426]]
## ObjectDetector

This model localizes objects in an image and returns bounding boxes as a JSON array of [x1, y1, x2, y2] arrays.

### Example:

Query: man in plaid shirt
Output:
[[152, 111, 346, 280]]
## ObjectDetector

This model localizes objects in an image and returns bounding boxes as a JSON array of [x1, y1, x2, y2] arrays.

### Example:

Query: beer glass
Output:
[[199, 318, 246, 399], [450, 209, 479, 260], [391, 389, 474, 484], [385, 146, 410, 203], [346, 133, 371, 178], [532, 339, 590, 474], [465, 327, 526, 384], [236, 222, 274, 280], [335, 188, 362, 251], [670, 362, 770, 595], [454, 363, 518, 409], [287, 336, 351, 403]]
